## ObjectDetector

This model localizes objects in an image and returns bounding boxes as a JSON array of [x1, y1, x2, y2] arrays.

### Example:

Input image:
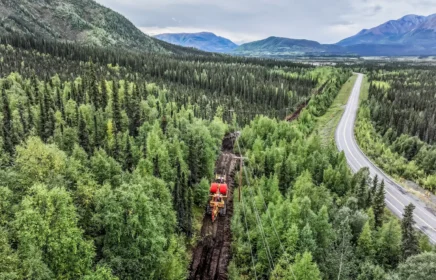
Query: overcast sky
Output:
[[95, 0, 436, 44]]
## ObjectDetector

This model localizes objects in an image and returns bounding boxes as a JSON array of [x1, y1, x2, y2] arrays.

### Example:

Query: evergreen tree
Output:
[[100, 80, 108, 110], [1, 86, 14, 156], [373, 180, 385, 228], [369, 175, 378, 204], [38, 95, 47, 142], [112, 81, 122, 133], [78, 113, 91, 154], [93, 114, 99, 148], [31, 73, 39, 105], [356, 178, 368, 209], [401, 203, 420, 260], [124, 136, 134, 172], [42, 84, 55, 140], [88, 61, 100, 109], [129, 85, 141, 137]]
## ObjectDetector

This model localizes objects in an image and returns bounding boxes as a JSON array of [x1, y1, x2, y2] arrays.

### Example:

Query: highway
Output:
[[336, 73, 436, 243]]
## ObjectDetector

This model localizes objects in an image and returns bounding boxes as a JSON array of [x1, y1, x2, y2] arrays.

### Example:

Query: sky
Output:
[[94, 0, 436, 44]]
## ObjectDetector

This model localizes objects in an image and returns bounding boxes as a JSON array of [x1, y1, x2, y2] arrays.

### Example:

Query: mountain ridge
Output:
[[153, 32, 238, 53], [337, 13, 436, 54], [232, 36, 349, 57]]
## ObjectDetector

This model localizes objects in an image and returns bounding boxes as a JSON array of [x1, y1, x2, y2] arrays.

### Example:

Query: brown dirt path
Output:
[[189, 133, 239, 280]]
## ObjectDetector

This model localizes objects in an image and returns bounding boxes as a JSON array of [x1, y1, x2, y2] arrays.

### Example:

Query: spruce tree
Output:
[[173, 162, 184, 233], [369, 175, 379, 204], [401, 203, 420, 260], [88, 61, 100, 109], [1, 86, 14, 156], [373, 180, 385, 228], [129, 85, 141, 137], [112, 81, 122, 133], [38, 96, 47, 142], [100, 80, 108, 110], [31, 73, 39, 105], [124, 136, 134, 172], [185, 187, 193, 237], [78, 113, 91, 155], [356, 178, 367, 209], [18, 103, 28, 137], [93, 114, 99, 149], [43, 84, 55, 140]]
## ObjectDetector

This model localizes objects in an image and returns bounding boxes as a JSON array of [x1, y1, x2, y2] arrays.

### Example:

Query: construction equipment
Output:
[[206, 174, 228, 222]]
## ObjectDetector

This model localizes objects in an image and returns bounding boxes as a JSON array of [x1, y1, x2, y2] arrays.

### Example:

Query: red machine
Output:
[[206, 174, 228, 222]]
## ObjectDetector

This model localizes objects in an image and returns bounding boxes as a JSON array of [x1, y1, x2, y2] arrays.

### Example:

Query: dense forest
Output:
[[0, 35, 349, 124], [227, 77, 435, 279], [355, 69, 436, 191], [0, 33, 435, 280]]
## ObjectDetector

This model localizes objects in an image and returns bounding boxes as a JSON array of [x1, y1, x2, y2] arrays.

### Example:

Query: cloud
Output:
[[95, 0, 436, 44]]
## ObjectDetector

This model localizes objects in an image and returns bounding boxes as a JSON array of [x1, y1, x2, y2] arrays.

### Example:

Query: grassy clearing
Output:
[[313, 74, 357, 145]]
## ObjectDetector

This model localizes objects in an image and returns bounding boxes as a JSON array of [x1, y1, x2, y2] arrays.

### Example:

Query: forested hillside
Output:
[[355, 69, 436, 191], [0, 0, 205, 55]]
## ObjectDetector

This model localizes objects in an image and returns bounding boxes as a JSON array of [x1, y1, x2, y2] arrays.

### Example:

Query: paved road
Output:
[[336, 73, 436, 243]]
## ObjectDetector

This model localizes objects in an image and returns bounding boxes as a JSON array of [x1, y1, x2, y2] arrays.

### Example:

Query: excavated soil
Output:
[[189, 133, 239, 280]]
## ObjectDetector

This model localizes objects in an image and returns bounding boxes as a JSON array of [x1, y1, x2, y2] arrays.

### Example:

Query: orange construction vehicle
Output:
[[206, 174, 228, 222]]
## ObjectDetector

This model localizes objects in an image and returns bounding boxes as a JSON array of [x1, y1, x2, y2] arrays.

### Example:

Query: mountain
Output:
[[231, 14, 436, 57], [0, 0, 204, 55], [338, 14, 436, 55], [233, 36, 349, 57], [154, 32, 238, 53], [338, 15, 427, 46]]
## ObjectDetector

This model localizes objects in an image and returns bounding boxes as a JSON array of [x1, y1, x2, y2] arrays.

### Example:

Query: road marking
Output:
[[337, 74, 436, 242]]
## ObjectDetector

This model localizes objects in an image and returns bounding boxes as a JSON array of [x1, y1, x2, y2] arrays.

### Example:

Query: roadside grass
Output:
[[359, 75, 370, 103], [313, 74, 357, 145]]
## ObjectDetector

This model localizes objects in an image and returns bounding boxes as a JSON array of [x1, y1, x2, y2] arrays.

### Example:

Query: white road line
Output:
[[336, 74, 436, 243]]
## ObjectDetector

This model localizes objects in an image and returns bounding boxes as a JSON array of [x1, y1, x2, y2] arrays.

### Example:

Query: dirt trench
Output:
[[189, 133, 239, 280]]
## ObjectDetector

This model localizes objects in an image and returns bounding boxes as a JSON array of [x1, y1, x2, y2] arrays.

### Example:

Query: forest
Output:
[[355, 68, 436, 191], [0, 33, 435, 280], [227, 73, 435, 279]]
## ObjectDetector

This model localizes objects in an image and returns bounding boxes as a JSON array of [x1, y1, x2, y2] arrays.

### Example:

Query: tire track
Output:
[[189, 133, 238, 280]]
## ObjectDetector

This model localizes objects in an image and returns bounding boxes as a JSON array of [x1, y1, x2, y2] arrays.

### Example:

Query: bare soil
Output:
[[285, 80, 329, 122], [189, 133, 239, 280]]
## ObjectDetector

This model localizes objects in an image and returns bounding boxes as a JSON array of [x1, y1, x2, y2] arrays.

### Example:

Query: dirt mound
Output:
[[189, 133, 239, 280]]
